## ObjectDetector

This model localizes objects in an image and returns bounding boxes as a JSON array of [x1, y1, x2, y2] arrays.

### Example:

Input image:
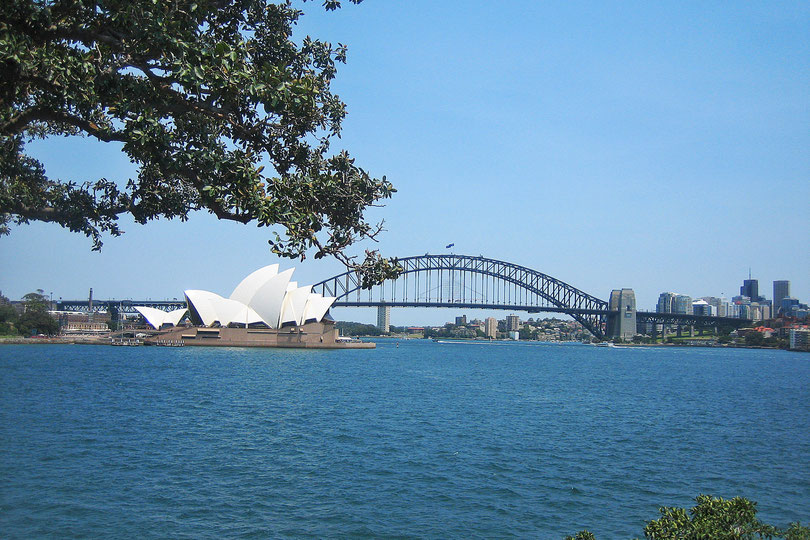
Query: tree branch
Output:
[[2, 107, 125, 141]]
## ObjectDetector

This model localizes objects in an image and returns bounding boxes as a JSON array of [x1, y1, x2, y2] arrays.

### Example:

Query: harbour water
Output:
[[1, 341, 808, 538]]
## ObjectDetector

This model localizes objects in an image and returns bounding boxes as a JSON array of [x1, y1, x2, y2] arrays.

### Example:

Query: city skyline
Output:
[[1, 1, 808, 327], [11, 271, 804, 330]]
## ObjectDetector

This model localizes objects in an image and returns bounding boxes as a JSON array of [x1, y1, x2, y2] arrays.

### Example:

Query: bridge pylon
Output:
[[607, 289, 636, 341]]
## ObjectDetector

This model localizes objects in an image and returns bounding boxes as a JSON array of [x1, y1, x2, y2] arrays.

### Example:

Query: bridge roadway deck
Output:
[[334, 302, 747, 327], [334, 300, 608, 316]]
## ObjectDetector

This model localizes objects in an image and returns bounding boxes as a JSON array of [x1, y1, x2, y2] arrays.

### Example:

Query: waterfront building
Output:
[[470, 320, 485, 332], [789, 328, 810, 351], [774, 281, 790, 313], [506, 314, 520, 332], [130, 264, 363, 348], [134, 306, 187, 329], [167, 264, 335, 330], [58, 311, 112, 335], [485, 317, 498, 338], [377, 305, 391, 333]]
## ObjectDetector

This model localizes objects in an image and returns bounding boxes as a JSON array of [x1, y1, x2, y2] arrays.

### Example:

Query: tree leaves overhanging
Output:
[[0, 0, 400, 281]]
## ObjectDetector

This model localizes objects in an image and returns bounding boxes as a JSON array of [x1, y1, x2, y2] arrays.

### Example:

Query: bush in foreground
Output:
[[566, 495, 809, 539]]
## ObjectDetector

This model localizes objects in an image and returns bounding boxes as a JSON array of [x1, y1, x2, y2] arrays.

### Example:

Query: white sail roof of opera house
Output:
[[302, 293, 335, 324], [182, 265, 336, 329], [184, 290, 265, 327], [279, 283, 312, 327], [133, 306, 188, 329], [229, 264, 279, 305], [242, 268, 294, 329]]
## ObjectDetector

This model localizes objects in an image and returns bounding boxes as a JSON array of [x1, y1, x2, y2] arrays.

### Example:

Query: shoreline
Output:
[[1, 335, 803, 352]]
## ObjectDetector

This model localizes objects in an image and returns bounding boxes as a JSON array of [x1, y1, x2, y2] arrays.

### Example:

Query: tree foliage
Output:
[[565, 495, 810, 540], [1, 0, 400, 282], [0, 292, 19, 334], [17, 288, 59, 335], [745, 332, 766, 347], [335, 320, 381, 336], [644, 495, 779, 539], [564, 531, 596, 540]]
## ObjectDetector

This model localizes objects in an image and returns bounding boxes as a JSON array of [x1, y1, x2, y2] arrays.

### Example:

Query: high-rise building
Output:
[[774, 281, 790, 313], [455, 315, 467, 326], [673, 295, 693, 315], [657, 292, 693, 314], [506, 314, 520, 332], [741, 279, 760, 301], [789, 329, 810, 350], [781, 297, 800, 314], [376, 305, 390, 333], [726, 303, 740, 318], [657, 292, 676, 313], [700, 297, 727, 317], [692, 300, 714, 316], [485, 317, 498, 339]]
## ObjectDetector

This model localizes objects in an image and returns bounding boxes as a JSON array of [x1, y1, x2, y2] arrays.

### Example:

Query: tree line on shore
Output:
[[0, 290, 58, 336]]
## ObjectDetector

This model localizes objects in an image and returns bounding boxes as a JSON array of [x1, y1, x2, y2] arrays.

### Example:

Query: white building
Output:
[[134, 264, 335, 330]]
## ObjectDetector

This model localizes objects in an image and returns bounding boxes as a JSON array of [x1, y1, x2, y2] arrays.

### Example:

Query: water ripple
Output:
[[1, 342, 808, 538]]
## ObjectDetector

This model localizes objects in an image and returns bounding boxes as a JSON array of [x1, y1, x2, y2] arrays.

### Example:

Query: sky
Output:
[[1, 1, 808, 326]]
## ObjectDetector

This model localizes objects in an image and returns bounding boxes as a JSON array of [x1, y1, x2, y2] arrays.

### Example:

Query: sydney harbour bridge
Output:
[[58, 254, 750, 340]]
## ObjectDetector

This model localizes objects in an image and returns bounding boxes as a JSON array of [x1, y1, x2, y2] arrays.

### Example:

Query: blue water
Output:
[[1, 341, 808, 538]]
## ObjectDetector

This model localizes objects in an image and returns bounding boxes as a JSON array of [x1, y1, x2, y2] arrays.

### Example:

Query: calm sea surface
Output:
[[1, 341, 808, 538]]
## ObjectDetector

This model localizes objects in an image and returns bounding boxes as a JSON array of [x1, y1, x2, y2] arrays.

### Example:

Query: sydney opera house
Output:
[[134, 264, 372, 349]]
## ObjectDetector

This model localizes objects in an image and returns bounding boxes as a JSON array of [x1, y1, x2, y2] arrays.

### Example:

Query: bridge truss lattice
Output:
[[312, 254, 610, 338]]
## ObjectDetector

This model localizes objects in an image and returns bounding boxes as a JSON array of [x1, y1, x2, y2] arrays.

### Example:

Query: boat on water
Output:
[[111, 339, 142, 346], [594, 342, 616, 348]]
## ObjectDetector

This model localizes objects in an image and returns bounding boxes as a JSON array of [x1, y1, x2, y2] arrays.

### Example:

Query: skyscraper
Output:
[[657, 292, 692, 314], [657, 292, 676, 313], [506, 314, 520, 332], [673, 295, 693, 315], [485, 317, 497, 339], [774, 280, 790, 313], [740, 279, 758, 300], [376, 305, 390, 333]]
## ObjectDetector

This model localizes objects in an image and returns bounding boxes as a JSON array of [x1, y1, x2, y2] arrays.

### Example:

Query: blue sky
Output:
[[1, 1, 808, 326]]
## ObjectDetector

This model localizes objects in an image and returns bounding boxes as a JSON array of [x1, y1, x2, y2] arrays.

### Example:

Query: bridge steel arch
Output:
[[312, 254, 610, 339]]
